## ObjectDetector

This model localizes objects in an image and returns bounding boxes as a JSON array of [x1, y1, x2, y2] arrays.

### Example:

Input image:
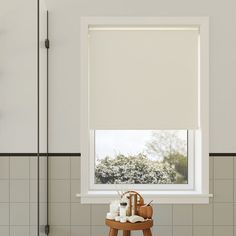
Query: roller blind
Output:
[[88, 27, 199, 130]]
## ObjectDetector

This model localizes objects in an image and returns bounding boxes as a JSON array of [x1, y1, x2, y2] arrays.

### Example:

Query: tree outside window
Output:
[[95, 130, 188, 184]]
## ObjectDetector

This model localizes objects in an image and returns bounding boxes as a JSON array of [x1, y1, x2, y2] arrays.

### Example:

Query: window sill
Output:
[[76, 191, 213, 204]]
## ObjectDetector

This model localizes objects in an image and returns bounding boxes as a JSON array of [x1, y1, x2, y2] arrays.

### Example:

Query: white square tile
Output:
[[71, 157, 80, 179], [29, 157, 37, 179], [49, 180, 70, 203], [71, 203, 91, 225], [153, 204, 172, 226], [209, 179, 213, 194], [233, 204, 236, 225], [214, 226, 233, 236], [10, 226, 30, 236], [173, 226, 192, 236], [71, 180, 80, 203], [49, 203, 70, 226], [131, 231, 143, 236], [10, 203, 29, 225], [29, 204, 37, 226], [233, 182, 236, 202], [0, 203, 9, 225], [193, 204, 213, 225], [71, 226, 90, 236], [0, 226, 9, 236], [10, 180, 29, 202], [214, 157, 233, 179], [209, 180, 213, 204], [39, 157, 47, 179], [173, 205, 192, 225], [30, 180, 47, 203], [214, 180, 233, 202], [234, 158, 236, 179], [154, 226, 172, 236], [49, 226, 70, 236], [91, 226, 109, 236], [30, 157, 48, 180], [91, 204, 109, 225], [39, 203, 47, 226], [209, 157, 213, 180], [0, 158, 9, 179], [30, 226, 37, 236], [29, 203, 46, 227], [193, 226, 212, 236], [40, 231, 46, 236], [214, 203, 233, 225], [10, 157, 29, 179], [29, 180, 37, 203], [0, 180, 9, 202], [49, 157, 70, 179], [39, 180, 47, 203]]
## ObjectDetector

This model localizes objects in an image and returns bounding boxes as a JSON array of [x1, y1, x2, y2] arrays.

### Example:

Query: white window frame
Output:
[[79, 17, 211, 204]]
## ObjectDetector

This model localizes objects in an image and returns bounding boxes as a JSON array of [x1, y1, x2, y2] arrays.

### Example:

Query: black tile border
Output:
[[0, 152, 234, 157], [0, 153, 81, 157], [209, 153, 236, 156]]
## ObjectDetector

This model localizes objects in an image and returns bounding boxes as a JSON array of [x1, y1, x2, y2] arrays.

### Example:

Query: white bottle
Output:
[[120, 202, 127, 218], [110, 200, 119, 216]]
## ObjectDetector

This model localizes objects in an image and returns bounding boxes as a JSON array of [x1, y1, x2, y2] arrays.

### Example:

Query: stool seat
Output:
[[105, 219, 153, 236]]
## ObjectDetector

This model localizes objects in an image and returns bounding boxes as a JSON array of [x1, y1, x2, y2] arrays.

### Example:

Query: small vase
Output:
[[138, 205, 153, 219]]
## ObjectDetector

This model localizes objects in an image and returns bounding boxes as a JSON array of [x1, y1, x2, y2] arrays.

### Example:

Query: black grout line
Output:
[[5, 202, 47, 204], [0, 153, 81, 157], [210, 153, 236, 157]]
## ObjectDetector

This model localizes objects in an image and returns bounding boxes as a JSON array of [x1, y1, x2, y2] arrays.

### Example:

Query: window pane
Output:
[[95, 130, 188, 184]]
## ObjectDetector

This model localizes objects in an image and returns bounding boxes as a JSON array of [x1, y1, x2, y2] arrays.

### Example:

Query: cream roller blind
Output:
[[88, 27, 199, 129]]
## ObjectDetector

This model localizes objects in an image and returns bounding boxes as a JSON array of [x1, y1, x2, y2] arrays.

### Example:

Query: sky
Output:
[[95, 130, 187, 160]]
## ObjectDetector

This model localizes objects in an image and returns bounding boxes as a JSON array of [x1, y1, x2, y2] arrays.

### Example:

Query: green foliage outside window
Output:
[[95, 131, 188, 184]]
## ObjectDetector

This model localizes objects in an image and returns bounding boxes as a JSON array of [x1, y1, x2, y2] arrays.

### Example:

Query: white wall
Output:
[[0, 0, 37, 152], [1, 0, 236, 152], [45, 0, 236, 153]]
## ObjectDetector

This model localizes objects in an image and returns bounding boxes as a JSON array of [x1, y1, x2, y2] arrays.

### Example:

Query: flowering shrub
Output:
[[95, 154, 177, 184]]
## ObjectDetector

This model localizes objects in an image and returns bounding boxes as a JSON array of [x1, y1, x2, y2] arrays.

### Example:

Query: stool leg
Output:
[[123, 230, 131, 236], [143, 229, 152, 236], [109, 228, 118, 236]]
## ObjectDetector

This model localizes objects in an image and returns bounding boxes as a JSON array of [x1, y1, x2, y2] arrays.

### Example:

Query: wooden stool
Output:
[[105, 219, 153, 236]]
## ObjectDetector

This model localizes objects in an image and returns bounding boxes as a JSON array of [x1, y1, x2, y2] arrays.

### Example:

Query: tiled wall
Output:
[[48, 156, 236, 236], [0, 156, 47, 236], [1, 156, 236, 236]]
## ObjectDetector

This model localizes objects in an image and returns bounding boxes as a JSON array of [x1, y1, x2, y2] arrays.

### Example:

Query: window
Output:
[[80, 17, 210, 204], [94, 130, 192, 188]]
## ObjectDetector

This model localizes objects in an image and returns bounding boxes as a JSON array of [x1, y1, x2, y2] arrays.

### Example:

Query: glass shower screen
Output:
[[38, 0, 49, 235]]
